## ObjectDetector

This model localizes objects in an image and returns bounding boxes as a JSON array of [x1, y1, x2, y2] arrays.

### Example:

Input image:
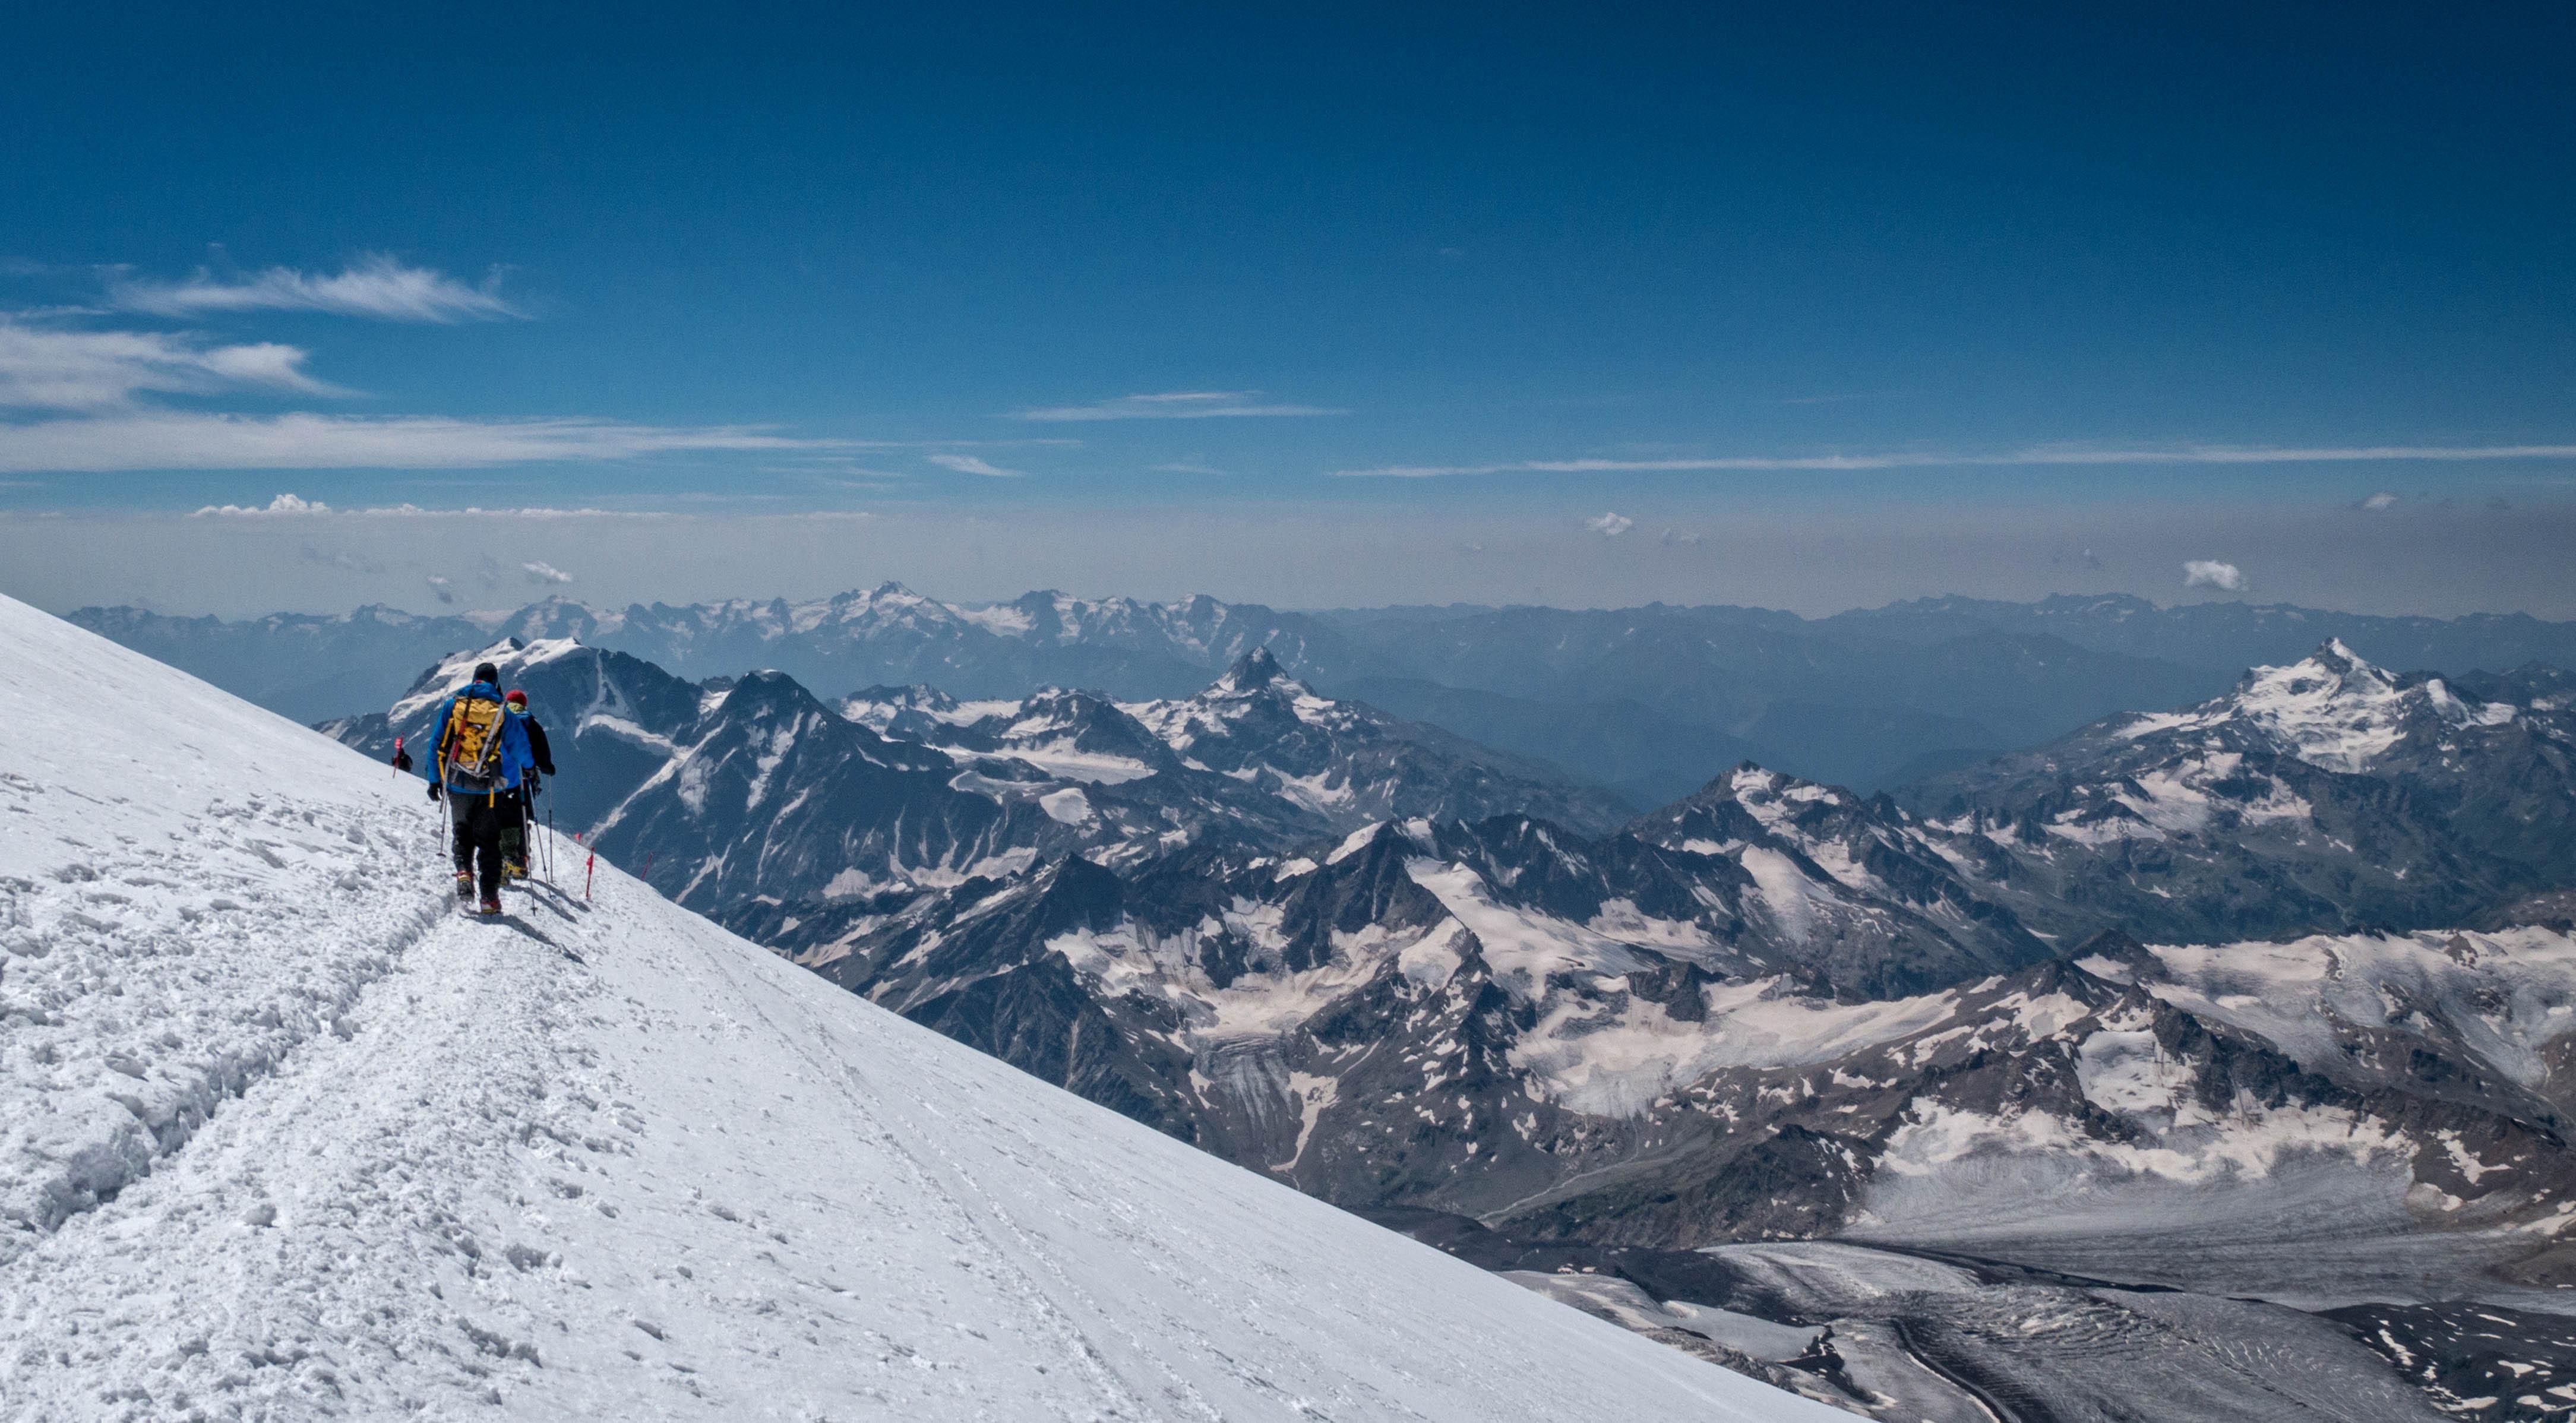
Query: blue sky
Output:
[[5, 3, 2574, 614]]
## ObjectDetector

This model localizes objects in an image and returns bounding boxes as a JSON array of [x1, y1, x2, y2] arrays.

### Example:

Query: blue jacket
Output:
[[423, 680, 535, 795]]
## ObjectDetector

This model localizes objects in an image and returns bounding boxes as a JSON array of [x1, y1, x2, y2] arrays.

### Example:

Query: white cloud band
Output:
[[0, 323, 345, 411], [1332, 443, 2576, 478], [0, 413, 851, 472], [925, 452, 1023, 478], [1012, 391, 1341, 421], [108, 255, 524, 323]]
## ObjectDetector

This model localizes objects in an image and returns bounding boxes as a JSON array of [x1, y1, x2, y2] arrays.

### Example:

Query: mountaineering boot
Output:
[[504, 859, 528, 882], [479, 894, 503, 916], [456, 869, 475, 901]]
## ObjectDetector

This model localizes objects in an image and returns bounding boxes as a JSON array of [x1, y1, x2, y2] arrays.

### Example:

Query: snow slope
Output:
[[0, 592, 1829, 1421]]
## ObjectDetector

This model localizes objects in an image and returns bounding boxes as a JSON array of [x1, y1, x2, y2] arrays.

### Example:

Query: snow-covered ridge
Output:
[[387, 635, 587, 724], [0, 592, 1821, 1421], [504, 582, 1284, 654], [2119, 638, 2515, 773], [844, 650, 1633, 839]]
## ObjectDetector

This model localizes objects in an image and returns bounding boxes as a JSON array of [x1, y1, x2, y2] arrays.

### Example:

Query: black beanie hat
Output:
[[473, 661, 500, 684]]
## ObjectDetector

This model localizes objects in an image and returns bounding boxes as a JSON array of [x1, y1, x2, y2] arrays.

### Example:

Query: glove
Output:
[[525, 772, 542, 796], [427, 782, 444, 803]]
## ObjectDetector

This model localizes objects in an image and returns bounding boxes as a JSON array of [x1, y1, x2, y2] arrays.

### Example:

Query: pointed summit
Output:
[[2144, 636, 2523, 774], [2227, 638, 2394, 705], [2306, 637, 2380, 679], [715, 668, 836, 722], [1216, 645, 1290, 692]]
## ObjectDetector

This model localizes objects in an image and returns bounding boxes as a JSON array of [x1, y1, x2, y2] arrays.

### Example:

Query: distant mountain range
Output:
[[305, 619, 2576, 1419], [78, 586, 2576, 798], [323, 640, 1618, 907], [1899, 640, 2576, 943], [754, 640, 2576, 1232]]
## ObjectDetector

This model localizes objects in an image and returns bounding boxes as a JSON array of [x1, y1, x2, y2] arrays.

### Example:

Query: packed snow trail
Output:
[[0, 591, 1830, 1421]]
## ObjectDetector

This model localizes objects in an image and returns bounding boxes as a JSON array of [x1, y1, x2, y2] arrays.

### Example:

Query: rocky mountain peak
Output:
[[713, 668, 835, 725], [2200, 638, 2511, 773], [1216, 645, 1291, 692], [2232, 637, 2391, 700], [2309, 636, 2370, 674], [1205, 644, 1308, 701]]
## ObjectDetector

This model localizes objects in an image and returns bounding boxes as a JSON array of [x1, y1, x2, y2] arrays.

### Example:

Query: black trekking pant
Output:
[[497, 787, 528, 868], [451, 792, 509, 900]]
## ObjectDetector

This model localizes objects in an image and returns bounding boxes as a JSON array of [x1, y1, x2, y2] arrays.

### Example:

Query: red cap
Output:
[[504, 688, 528, 706]]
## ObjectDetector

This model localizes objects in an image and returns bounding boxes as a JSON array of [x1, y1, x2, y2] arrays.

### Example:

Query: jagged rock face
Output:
[[767, 831, 2576, 1273], [589, 670, 1344, 906], [1626, 766, 2045, 999], [1899, 641, 2576, 943], [748, 811, 2057, 1221], [843, 684, 1189, 783], [336, 636, 1635, 914], [848, 650, 1637, 837], [590, 671, 1085, 905], [326, 641, 1329, 906]]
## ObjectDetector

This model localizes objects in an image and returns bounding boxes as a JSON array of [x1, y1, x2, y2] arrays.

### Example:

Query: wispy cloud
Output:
[[522, 560, 574, 584], [925, 452, 1023, 478], [1010, 391, 1341, 422], [0, 413, 851, 473], [0, 322, 346, 410], [1585, 511, 1633, 536], [107, 255, 524, 323], [1150, 461, 1227, 476], [192, 498, 698, 518], [1332, 442, 2576, 478], [2360, 491, 2400, 510], [2183, 559, 2247, 592]]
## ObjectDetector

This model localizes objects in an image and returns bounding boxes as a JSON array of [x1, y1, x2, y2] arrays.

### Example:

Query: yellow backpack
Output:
[[440, 692, 510, 790]]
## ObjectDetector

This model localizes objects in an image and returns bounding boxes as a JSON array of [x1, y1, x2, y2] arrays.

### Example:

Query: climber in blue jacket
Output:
[[423, 660, 534, 913]]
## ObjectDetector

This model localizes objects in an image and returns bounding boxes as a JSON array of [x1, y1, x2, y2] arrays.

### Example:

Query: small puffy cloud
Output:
[[425, 575, 456, 605], [2182, 559, 2247, 592], [521, 560, 574, 585], [2360, 491, 2400, 511], [1586, 511, 1634, 537], [1011, 391, 1341, 422], [108, 254, 523, 323], [1660, 527, 1702, 546], [0, 323, 345, 411], [927, 453, 1023, 478], [193, 492, 331, 517]]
